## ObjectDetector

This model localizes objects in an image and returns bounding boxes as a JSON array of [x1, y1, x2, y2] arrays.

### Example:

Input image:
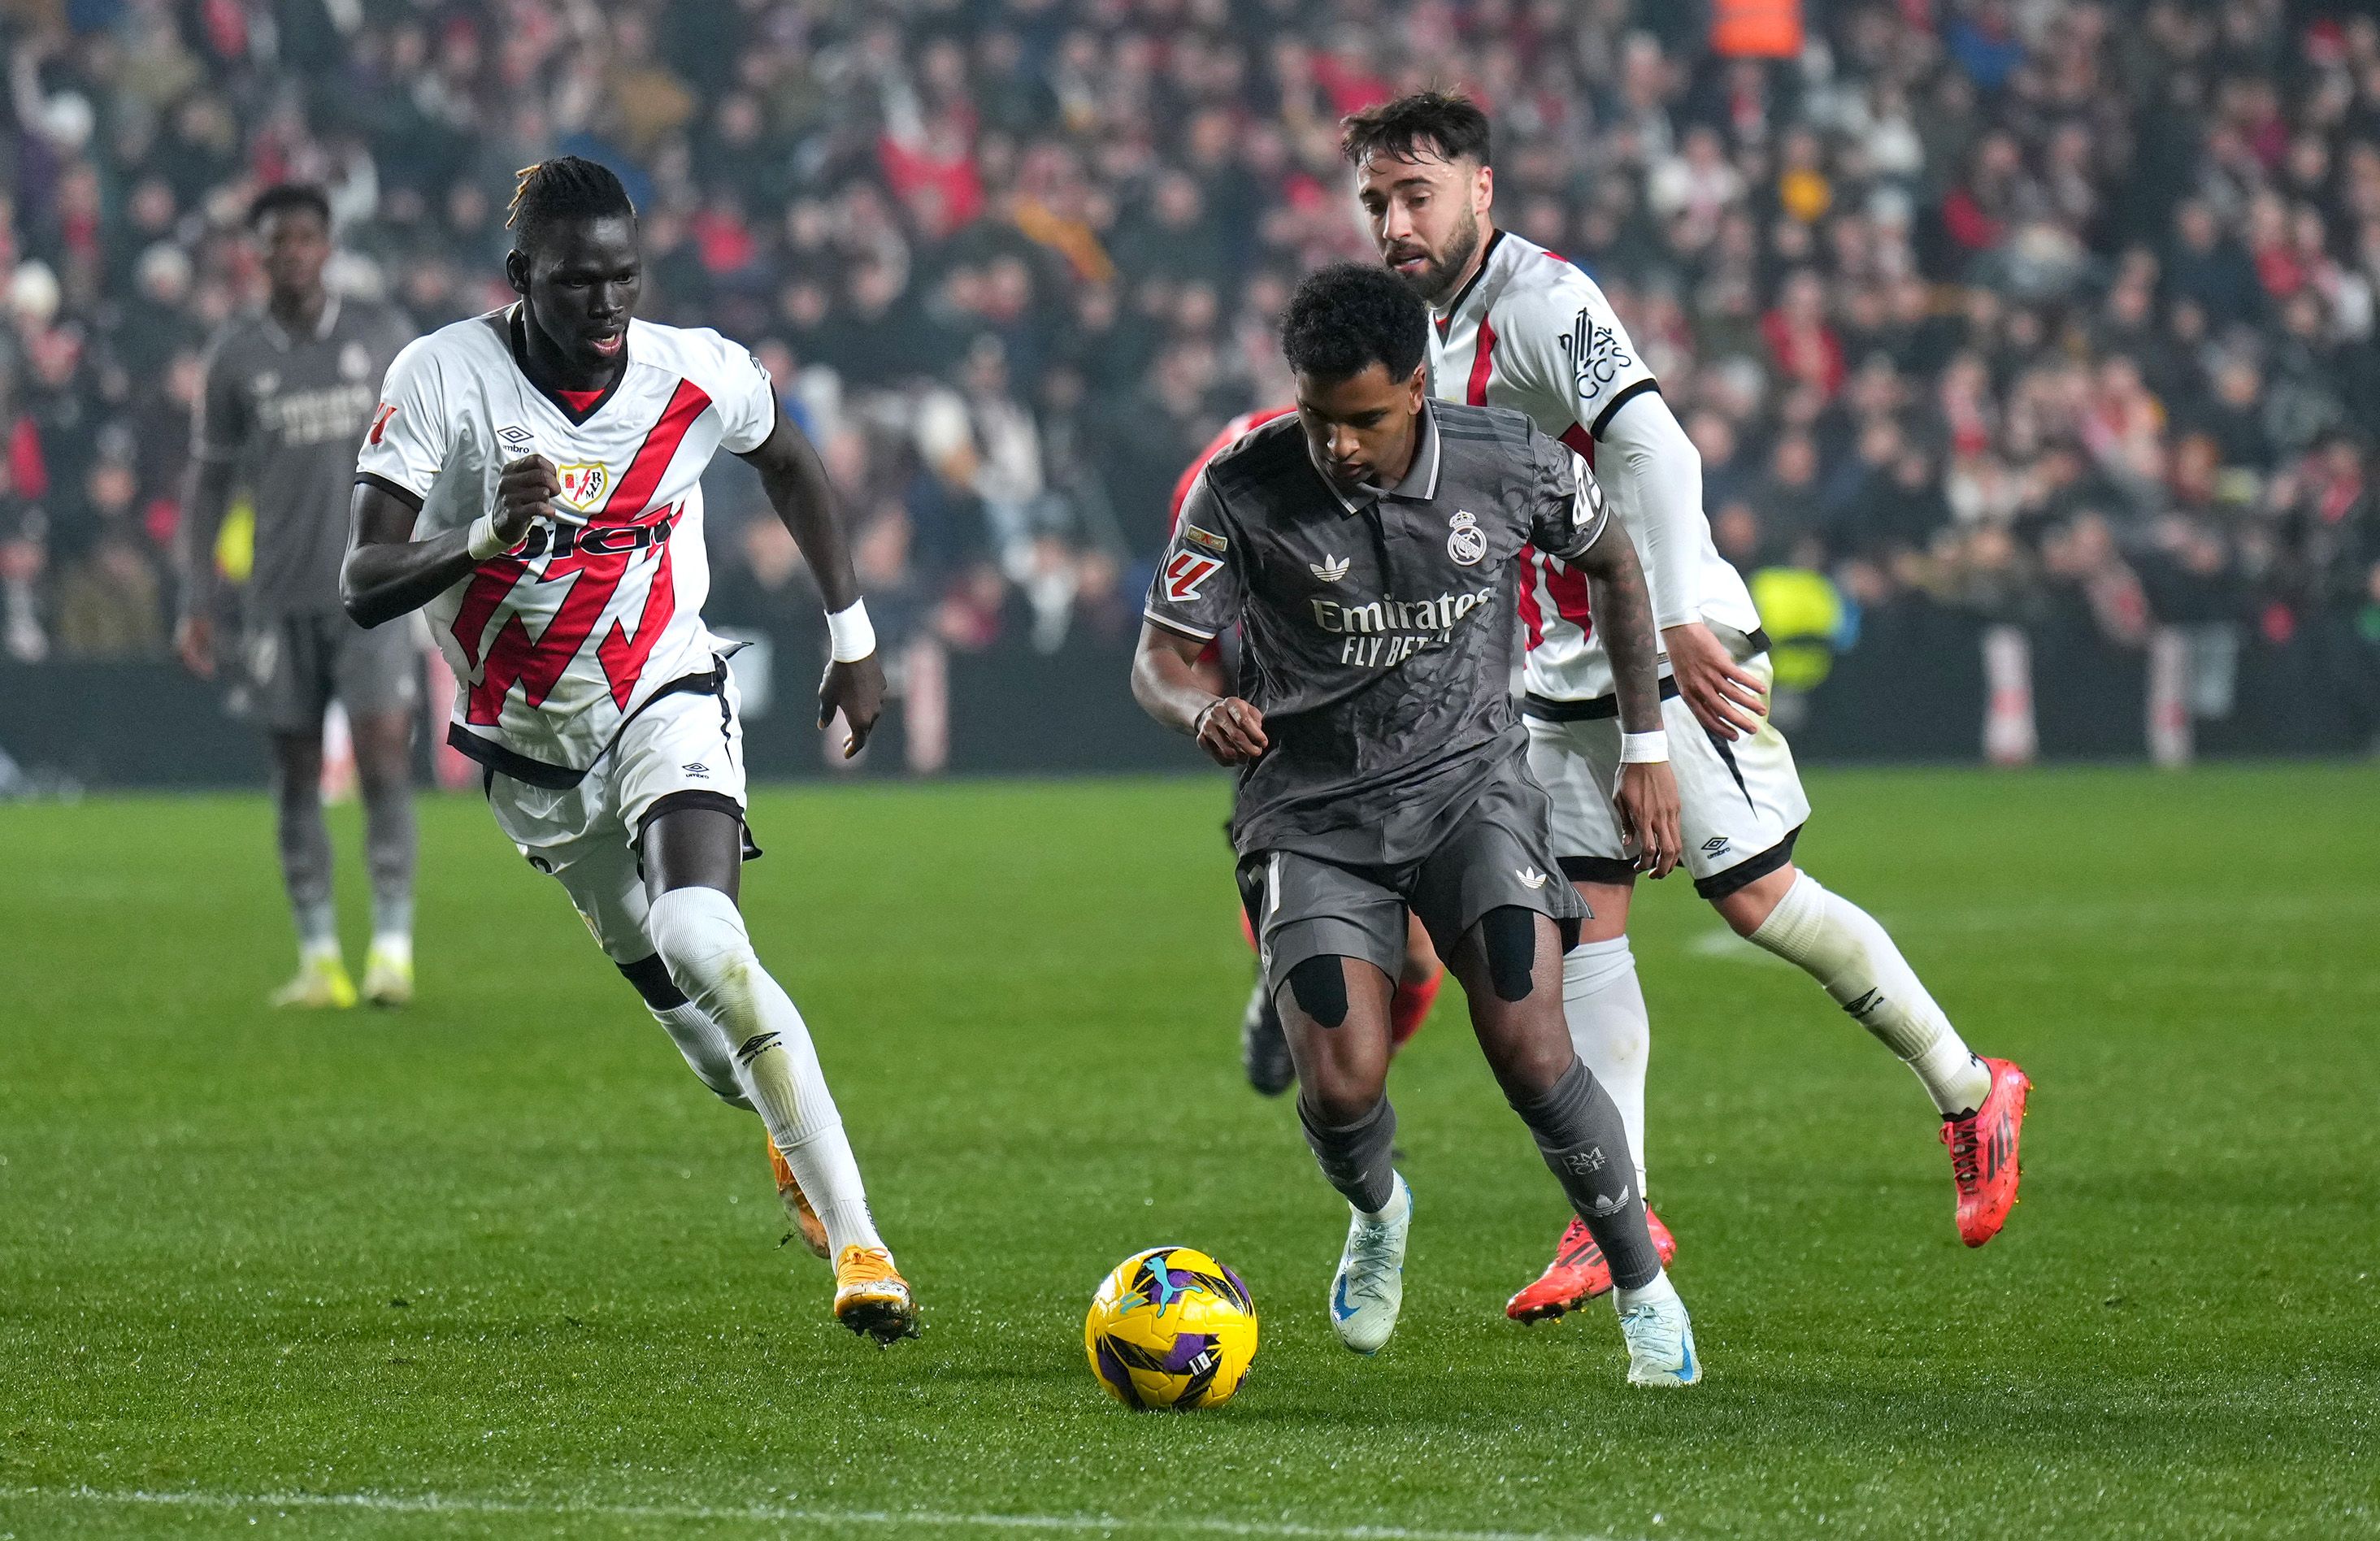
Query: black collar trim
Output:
[[506, 305, 627, 427]]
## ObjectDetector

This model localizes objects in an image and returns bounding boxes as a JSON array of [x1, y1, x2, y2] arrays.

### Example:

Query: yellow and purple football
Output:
[[1084, 1246, 1258, 1409]]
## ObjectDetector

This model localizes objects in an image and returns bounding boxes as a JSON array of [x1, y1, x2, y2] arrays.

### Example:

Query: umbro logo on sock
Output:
[[736, 1032, 782, 1065]]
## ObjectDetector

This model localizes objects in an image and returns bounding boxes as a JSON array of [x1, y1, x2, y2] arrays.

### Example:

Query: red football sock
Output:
[[1388, 969, 1443, 1050]]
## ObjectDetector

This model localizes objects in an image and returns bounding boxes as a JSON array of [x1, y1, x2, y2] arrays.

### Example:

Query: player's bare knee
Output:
[[1479, 907, 1539, 1001], [1285, 954, 1349, 1028], [617, 953, 688, 1012]]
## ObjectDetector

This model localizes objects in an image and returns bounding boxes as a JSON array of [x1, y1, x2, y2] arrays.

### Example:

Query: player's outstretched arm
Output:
[[1131, 623, 1266, 766], [341, 457, 556, 629], [1569, 519, 1683, 877], [736, 406, 884, 757]]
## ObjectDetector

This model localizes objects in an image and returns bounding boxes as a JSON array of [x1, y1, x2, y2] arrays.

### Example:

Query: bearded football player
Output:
[[1348, 91, 2032, 1322], [1134, 263, 1700, 1386], [341, 157, 916, 1343]]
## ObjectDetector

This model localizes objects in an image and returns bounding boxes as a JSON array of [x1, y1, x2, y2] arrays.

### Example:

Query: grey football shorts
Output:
[[241, 610, 423, 735], [1237, 771, 1588, 1001]]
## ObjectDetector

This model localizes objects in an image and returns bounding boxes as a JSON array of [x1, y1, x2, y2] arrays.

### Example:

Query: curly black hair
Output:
[[506, 156, 636, 252], [1340, 90, 1492, 169], [1281, 262, 1429, 384], [247, 183, 331, 230]]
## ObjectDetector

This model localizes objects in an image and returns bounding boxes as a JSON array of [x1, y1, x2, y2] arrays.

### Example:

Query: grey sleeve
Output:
[[1526, 424, 1609, 562], [1142, 473, 1241, 640], [192, 332, 249, 463]]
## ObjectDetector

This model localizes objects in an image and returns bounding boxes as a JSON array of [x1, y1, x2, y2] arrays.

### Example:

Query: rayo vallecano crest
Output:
[[1447, 510, 1486, 566], [556, 462, 610, 512]]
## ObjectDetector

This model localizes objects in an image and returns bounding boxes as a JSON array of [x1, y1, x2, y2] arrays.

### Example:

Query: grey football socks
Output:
[[1509, 1059, 1662, 1291], [1298, 1094, 1399, 1215]]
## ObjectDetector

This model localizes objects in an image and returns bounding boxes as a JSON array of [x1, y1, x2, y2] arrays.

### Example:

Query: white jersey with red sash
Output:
[[355, 307, 775, 780], [1427, 231, 1760, 701]]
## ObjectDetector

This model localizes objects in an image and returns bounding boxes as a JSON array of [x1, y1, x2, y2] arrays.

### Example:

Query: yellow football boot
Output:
[[767, 1136, 831, 1259], [269, 953, 357, 1010], [832, 1245, 920, 1344], [361, 941, 415, 1009]]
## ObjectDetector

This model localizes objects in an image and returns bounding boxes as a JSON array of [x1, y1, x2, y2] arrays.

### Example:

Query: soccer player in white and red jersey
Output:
[[1172, 409, 1448, 1095], [340, 158, 917, 1343], [1345, 93, 2032, 1319]]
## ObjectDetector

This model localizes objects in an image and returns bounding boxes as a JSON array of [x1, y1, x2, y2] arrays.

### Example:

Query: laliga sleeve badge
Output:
[[1448, 510, 1486, 566]]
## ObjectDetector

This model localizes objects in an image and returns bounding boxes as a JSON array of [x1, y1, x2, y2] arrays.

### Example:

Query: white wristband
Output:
[[825, 599, 876, 662], [1620, 730, 1670, 765], [466, 512, 506, 561]]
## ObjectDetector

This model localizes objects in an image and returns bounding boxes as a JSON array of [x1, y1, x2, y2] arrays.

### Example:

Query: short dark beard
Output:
[[1394, 208, 1482, 309]]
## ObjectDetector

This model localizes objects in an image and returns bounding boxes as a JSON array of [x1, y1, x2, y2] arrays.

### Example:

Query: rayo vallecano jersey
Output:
[[1429, 231, 1760, 701], [355, 307, 775, 780]]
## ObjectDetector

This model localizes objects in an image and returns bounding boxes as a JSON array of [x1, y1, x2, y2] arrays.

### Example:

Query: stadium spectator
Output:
[[0, 0, 2373, 753]]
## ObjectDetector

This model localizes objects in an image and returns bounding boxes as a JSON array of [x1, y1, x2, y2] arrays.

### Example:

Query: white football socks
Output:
[[647, 999, 753, 1109], [646, 886, 884, 1256], [1561, 937, 1651, 1197], [1613, 1267, 1678, 1314], [1747, 873, 1991, 1117]]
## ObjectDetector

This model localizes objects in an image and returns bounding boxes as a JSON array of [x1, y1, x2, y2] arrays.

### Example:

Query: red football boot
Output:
[[1941, 1056, 2030, 1247], [1505, 1207, 1678, 1322]]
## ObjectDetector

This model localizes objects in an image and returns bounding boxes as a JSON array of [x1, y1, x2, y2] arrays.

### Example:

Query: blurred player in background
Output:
[[339, 157, 917, 1343], [1348, 93, 2033, 1321], [1172, 407, 1445, 1095], [175, 184, 421, 1009], [1135, 264, 1698, 1385]]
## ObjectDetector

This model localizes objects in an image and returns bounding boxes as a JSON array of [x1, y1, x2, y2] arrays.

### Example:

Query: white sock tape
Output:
[[1620, 730, 1669, 764], [825, 599, 876, 662]]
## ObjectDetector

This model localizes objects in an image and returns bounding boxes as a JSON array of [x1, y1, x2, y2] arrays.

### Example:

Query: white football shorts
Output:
[[1525, 651, 1812, 898], [483, 666, 753, 964]]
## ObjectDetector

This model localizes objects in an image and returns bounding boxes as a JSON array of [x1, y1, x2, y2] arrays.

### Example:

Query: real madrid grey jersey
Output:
[[196, 297, 415, 617], [1144, 402, 1609, 866]]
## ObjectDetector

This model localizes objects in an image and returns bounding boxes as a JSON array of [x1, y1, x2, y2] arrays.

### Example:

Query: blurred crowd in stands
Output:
[[0, 0, 2374, 740]]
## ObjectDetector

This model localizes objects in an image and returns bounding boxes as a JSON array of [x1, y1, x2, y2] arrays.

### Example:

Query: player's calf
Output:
[[645, 885, 910, 1328]]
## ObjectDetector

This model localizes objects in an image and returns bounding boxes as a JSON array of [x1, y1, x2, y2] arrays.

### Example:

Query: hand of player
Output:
[[1612, 761, 1683, 879], [819, 654, 886, 758], [1194, 697, 1267, 765], [496, 454, 571, 543], [173, 610, 215, 679], [1661, 620, 1765, 740]]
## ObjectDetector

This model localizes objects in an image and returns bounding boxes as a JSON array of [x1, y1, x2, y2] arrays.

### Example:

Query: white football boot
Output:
[[1328, 1173, 1410, 1355], [1615, 1274, 1703, 1387]]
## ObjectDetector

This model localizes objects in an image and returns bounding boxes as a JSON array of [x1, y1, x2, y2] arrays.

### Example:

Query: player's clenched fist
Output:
[[1193, 697, 1268, 765], [496, 454, 567, 544]]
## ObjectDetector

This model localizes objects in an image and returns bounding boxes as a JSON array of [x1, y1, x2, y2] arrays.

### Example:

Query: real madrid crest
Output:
[[1447, 509, 1486, 566]]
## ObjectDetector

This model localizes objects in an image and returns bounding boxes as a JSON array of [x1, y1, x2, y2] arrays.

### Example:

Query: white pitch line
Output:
[[2, 1487, 1635, 1541]]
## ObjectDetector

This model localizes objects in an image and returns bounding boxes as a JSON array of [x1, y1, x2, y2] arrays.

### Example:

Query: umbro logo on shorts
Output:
[[681, 762, 710, 779], [1701, 836, 1731, 856]]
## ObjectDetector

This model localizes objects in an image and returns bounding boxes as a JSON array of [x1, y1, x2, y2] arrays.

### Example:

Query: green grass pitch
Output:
[[2, 765, 2376, 1540]]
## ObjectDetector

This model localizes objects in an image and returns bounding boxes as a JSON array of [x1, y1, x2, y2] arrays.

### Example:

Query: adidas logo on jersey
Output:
[[1310, 555, 1350, 583]]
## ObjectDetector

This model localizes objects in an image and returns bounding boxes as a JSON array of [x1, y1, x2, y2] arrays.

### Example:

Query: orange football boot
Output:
[[833, 1245, 920, 1343], [767, 1136, 831, 1259], [1942, 1056, 2030, 1246], [1505, 1207, 1678, 1322]]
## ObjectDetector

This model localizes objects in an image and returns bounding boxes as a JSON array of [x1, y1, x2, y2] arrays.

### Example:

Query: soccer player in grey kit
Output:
[[1133, 263, 1703, 1385], [176, 185, 421, 1009]]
